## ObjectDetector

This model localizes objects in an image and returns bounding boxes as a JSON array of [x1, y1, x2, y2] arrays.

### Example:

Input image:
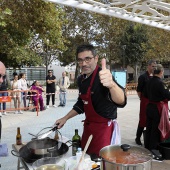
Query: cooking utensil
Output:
[[99, 144, 152, 170], [29, 125, 59, 139], [32, 157, 63, 170], [74, 134, 93, 170], [11, 140, 69, 163]]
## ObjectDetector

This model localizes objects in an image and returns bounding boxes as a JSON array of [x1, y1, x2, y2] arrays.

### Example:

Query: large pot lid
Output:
[[99, 144, 152, 165]]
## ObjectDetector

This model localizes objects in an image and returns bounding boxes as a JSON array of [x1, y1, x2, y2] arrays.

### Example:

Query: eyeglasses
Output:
[[77, 57, 95, 64], [0, 74, 5, 79]]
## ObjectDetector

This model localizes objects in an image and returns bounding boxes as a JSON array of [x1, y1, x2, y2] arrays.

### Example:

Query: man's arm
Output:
[[50, 78, 56, 83], [108, 81, 125, 105], [99, 59, 125, 105], [55, 109, 78, 129], [67, 77, 70, 88], [136, 75, 145, 99]]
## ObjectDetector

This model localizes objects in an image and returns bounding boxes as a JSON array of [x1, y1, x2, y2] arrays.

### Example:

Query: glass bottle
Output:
[[76, 147, 82, 163], [54, 130, 59, 141], [16, 127, 22, 145], [72, 129, 81, 156]]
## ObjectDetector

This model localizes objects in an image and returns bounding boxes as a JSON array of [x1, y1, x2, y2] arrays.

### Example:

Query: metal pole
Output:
[[46, 39, 49, 76]]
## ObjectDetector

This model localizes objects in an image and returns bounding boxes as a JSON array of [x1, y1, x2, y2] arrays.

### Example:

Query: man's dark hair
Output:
[[148, 59, 156, 65], [13, 72, 18, 77], [76, 44, 97, 57]]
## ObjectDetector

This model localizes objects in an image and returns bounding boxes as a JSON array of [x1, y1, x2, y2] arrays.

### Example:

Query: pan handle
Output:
[[65, 140, 72, 147], [47, 145, 58, 153], [11, 150, 21, 157]]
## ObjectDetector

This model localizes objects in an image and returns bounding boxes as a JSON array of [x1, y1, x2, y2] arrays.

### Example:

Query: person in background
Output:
[[58, 72, 70, 107], [145, 64, 170, 150], [18, 73, 28, 111], [135, 60, 156, 145], [0, 61, 6, 140], [55, 44, 126, 156], [46, 70, 57, 108], [11, 74, 23, 114], [0, 74, 9, 116], [31, 80, 45, 111]]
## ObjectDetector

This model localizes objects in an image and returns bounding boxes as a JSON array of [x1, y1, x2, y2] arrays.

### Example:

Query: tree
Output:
[[93, 14, 128, 69], [0, 7, 11, 26], [0, 0, 66, 68], [145, 27, 170, 62], [59, 7, 99, 83], [119, 23, 149, 82]]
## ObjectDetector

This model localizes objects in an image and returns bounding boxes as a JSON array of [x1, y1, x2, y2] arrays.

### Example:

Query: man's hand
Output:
[[99, 58, 115, 89], [55, 117, 67, 129]]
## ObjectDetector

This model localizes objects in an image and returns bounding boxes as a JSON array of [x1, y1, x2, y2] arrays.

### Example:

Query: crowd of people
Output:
[[0, 70, 70, 117]]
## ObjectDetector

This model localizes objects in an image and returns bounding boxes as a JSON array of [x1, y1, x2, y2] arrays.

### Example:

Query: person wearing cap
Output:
[[46, 70, 57, 108], [135, 60, 156, 145]]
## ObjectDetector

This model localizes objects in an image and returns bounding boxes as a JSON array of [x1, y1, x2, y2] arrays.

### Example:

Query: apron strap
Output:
[[87, 65, 99, 94]]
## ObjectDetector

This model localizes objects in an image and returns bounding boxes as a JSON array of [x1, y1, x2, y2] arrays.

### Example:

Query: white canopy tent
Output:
[[46, 0, 170, 31]]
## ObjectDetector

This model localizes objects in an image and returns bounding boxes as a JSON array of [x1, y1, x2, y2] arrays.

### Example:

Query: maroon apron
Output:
[[139, 95, 149, 127], [80, 65, 113, 156], [150, 100, 170, 141], [139, 72, 152, 127]]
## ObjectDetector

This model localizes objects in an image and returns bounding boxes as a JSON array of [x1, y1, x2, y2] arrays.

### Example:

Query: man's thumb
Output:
[[101, 58, 106, 70]]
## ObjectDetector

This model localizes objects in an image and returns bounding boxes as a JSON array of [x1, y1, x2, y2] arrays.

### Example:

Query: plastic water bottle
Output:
[[76, 147, 82, 164]]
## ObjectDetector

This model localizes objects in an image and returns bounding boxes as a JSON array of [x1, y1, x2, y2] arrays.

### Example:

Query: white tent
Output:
[[47, 0, 170, 31]]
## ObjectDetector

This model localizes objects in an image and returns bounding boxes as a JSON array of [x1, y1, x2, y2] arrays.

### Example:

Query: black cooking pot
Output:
[[158, 142, 170, 159], [11, 139, 70, 163]]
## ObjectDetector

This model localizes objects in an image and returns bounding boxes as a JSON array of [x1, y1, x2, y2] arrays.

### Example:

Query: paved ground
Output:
[[0, 90, 170, 170]]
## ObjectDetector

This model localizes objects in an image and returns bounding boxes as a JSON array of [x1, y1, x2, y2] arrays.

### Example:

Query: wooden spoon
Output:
[[74, 134, 93, 170]]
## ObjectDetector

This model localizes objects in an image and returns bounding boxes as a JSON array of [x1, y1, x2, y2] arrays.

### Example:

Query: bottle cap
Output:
[[77, 147, 82, 151]]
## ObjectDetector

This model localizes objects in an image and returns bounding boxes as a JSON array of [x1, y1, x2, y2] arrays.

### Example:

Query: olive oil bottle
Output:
[[72, 129, 81, 156]]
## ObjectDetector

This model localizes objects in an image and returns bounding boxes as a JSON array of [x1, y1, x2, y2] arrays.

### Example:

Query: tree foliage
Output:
[[145, 27, 170, 62], [120, 23, 149, 67], [0, 0, 66, 68]]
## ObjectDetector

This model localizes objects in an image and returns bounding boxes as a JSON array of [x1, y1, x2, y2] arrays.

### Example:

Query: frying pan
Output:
[[26, 138, 61, 155], [11, 140, 70, 163]]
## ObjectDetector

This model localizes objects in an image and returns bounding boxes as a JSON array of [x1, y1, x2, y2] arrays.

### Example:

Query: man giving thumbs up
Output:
[[55, 44, 127, 156]]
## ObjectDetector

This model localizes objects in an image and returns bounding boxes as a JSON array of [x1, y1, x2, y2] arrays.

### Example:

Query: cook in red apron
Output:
[[80, 66, 114, 156]]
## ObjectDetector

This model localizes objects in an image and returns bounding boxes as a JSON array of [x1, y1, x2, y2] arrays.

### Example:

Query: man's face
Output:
[[62, 72, 66, 77], [148, 62, 156, 74], [48, 71, 52, 76], [0, 62, 6, 84], [77, 51, 98, 76]]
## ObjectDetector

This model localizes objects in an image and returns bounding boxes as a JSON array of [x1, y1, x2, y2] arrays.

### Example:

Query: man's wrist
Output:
[[109, 82, 116, 90]]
